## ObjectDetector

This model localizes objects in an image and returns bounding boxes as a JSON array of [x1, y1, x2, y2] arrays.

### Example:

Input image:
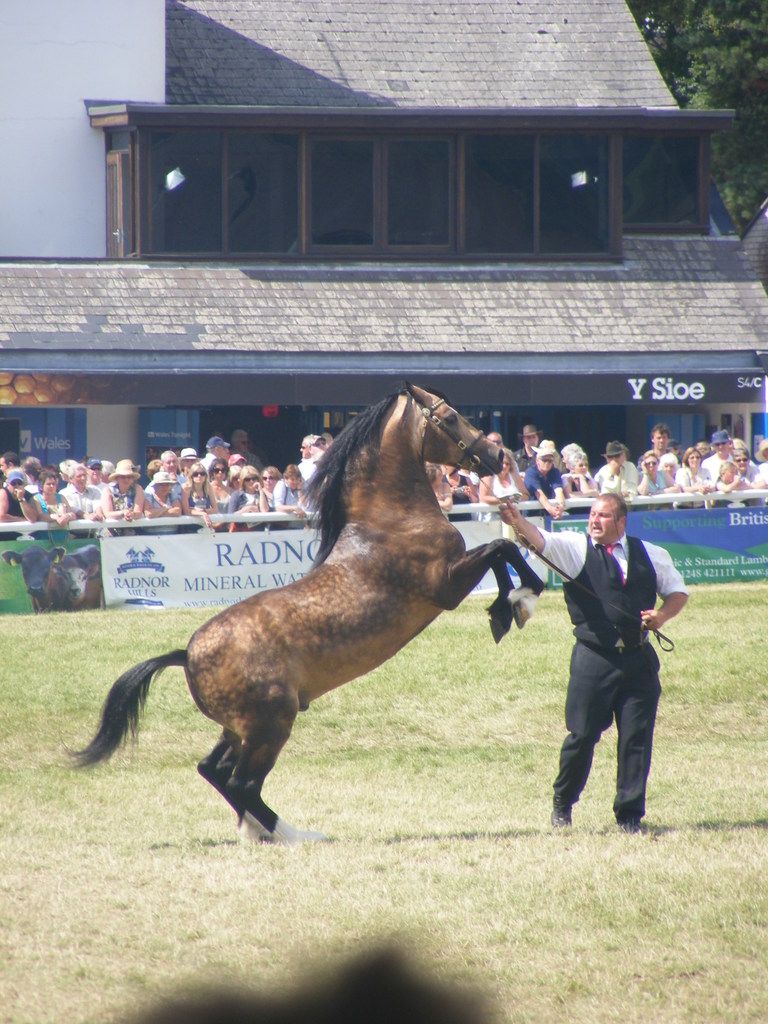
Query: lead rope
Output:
[[510, 525, 676, 653]]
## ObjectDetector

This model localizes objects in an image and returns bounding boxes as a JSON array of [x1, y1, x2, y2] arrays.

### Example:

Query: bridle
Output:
[[409, 387, 496, 474]]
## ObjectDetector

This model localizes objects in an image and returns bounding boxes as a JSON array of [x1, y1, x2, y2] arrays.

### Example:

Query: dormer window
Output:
[[623, 135, 700, 228], [92, 106, 721, 261]]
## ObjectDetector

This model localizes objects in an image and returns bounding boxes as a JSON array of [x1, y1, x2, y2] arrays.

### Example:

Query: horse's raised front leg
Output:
[[442, 539, 544, 643], [486, 539, 545, 643], [225, 689, 329, 846]]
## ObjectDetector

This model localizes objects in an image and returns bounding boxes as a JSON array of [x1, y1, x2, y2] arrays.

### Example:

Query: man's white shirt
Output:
[[62, 483, 103, 517], [701, 453, 732, 480], [540, 531, 688, 599]]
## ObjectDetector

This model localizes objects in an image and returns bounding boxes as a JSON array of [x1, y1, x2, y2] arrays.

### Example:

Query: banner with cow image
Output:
[[0, 522, 500, 615], [0, 538, 103, 615]]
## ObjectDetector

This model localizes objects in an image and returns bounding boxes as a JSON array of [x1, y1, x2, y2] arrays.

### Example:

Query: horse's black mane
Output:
[[305, 385, 410, 566]]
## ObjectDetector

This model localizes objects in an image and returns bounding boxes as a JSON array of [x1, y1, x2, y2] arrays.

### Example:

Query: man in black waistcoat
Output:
[[500, 494, 688, 833]]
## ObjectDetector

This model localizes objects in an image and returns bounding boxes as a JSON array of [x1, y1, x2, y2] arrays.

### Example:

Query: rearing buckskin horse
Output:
[[74, 383, 543, 844]]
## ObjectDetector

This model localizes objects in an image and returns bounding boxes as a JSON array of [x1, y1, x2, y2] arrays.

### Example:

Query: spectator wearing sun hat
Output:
[[523, 439, 566, 519], [177, 448, 198, 486], [86, 458, 106, 492], [144, 470, 182, 533], [202, 436, 230, 471], [701, 429, 733, 481], [594, 441, 639, 500], [146, 455, 183, 504], [101, 459, 145, 522], [513, 424, 542, 475], [304, 435, 329, 482]]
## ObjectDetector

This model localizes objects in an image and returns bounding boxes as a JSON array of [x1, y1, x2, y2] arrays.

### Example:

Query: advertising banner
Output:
[[100, 530, 322, 609], [0, 407, 87, 463], [551, 506, 768, 585], [98, 520, 511, 609], [138, 407, 200, 475], [630, 506, 768, 583]]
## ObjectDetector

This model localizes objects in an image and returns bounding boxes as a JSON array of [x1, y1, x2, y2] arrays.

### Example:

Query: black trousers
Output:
[[553, 640, 661, 821]]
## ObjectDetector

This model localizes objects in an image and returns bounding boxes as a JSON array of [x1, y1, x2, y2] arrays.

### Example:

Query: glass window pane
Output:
[[227, 134, 299, 253], [540, 135, 610, 254], [387, 139, 450, 246], [465, 136, 534, 253], [311, 140, 374, 246], [623, 136, 698, 225], [149, 131, 221, 253]]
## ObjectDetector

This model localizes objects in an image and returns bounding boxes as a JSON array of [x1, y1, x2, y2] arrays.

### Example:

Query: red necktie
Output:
[[605, 543, 625, 583]]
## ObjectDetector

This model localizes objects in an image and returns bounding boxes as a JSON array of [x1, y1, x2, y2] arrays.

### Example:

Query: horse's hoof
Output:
[[510, 587, 538, 629], [273, 817, 329, 845], [488, 615, 508, 644], [239, 812, 273, 843], [239, 812, 329, 846], [487, 596, 513, 643]]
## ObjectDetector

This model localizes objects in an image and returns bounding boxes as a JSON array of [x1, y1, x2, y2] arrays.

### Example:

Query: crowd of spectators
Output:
[[0, 427, 333, 537], [429, 422, 768, 521], [1, 422, 766, 538]]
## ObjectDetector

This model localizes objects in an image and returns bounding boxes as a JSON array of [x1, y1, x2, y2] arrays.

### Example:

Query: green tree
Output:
[[628, 0, 768, 232]]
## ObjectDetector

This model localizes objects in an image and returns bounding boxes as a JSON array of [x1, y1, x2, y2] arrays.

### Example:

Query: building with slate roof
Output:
[[742, 196, 768, 295], [0, 0, 767, 471]]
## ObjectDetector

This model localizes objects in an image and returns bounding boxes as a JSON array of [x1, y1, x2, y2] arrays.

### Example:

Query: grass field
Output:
[[1, 583, 767, 1023]]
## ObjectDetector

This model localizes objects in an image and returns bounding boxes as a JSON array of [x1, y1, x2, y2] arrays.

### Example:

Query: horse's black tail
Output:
[[71, 649, 188, 767]]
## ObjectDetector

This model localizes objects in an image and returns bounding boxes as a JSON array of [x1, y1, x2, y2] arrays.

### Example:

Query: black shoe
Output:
[[551, 801, 572, 828], [617, 816, 642, 834]]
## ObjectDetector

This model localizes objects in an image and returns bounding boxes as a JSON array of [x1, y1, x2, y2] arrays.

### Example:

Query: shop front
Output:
[[0, 367, 765, 477]]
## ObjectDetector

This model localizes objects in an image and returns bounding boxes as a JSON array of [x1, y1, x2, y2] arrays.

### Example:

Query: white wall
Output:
[[0, 0, 164, 258], [87, 405, 140, 468]]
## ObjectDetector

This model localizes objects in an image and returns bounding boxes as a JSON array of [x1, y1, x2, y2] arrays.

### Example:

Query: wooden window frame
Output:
[[621, 133, 709, 234], [99, 111, 721, 262]]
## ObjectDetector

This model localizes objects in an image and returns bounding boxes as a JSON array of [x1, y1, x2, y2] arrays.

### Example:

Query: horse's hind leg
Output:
[[226, 694, 328, 846], [197, 731, 242, 818]]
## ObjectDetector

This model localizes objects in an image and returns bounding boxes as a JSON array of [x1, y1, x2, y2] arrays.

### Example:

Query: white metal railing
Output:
[[442, 490, 768, 518], [0, 510, 309, 537], [0, 490, 766, 538]]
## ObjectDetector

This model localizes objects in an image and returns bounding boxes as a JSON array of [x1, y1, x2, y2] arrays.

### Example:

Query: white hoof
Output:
[[239, 812, 329, 846], [509, 587, 538, 629], [239, 812, 273, 843]]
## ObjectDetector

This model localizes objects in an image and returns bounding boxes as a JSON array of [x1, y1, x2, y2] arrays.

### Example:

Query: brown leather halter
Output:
[[410, 388, 495, 472]]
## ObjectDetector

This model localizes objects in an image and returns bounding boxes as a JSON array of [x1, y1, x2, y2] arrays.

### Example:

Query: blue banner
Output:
[[551, 507, 768, 584], [0, 407, 87, 463]]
